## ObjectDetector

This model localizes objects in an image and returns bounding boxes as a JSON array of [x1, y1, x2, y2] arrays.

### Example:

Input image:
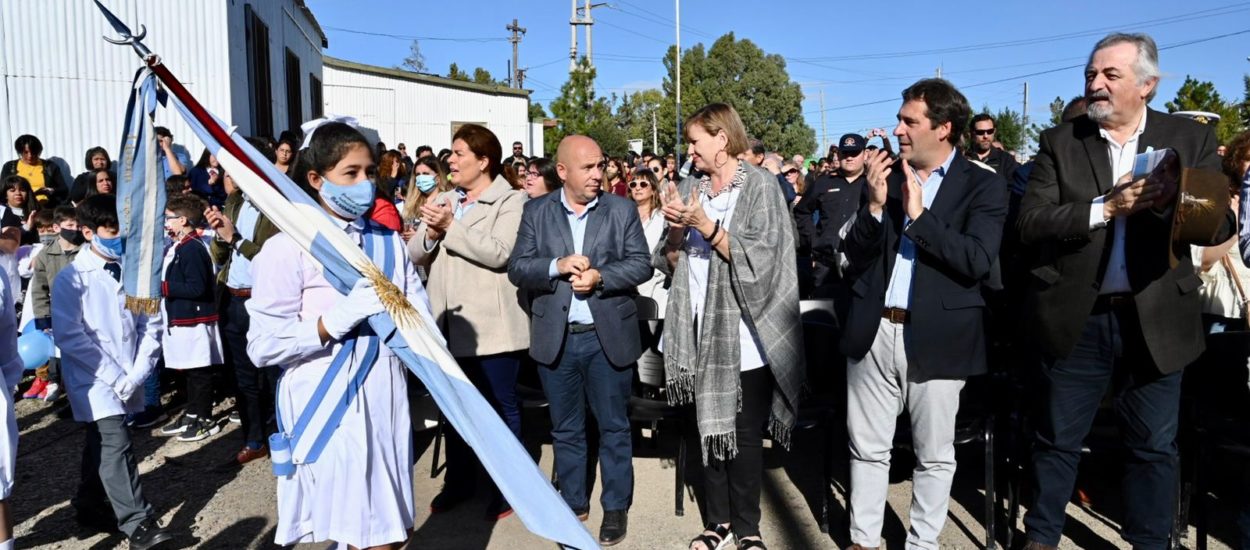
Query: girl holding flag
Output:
[[246, 120, 436, 550]]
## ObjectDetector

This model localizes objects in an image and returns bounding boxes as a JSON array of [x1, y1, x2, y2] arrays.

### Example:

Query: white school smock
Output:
[[51, 250, 163, 423], [0, 265, 22, 498], [245, 218, 437, 549], [160, 239, 224, 370]]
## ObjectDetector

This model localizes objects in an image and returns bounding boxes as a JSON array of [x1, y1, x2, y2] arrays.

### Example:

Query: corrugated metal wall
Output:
[[0, 0, 232, 183], [0, 0, 324, 188], [322, 63, 540, 157]]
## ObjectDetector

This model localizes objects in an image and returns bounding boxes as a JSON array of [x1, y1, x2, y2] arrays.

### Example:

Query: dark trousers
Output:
[[703, 367, 773, 538], [1024, 305, 1183, 549], [538, 330, 634, 512], [443, 352, 523, 495], [221, 294, 279, 446], [75, 415, 154, 536], [183, 367, 215, 419]]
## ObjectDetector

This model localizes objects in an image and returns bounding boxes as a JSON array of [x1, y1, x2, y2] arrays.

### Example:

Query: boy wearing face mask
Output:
[[51, 194, 173, 548], [157, 194, 224, 442], [28, 206, 84, 402]]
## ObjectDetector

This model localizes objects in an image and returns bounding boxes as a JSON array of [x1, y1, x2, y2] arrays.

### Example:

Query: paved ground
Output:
[[8, 389, 1242, 549]]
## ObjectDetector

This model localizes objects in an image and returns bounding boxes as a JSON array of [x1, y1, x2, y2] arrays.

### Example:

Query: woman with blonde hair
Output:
[[655, 103, 803, 550]]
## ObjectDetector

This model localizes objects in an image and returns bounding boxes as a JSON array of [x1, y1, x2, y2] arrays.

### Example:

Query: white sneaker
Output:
[[42, 383, 60, 402]]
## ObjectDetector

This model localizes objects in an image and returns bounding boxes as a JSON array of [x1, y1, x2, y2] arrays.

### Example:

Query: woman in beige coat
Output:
[[407, 124, 529, 521]]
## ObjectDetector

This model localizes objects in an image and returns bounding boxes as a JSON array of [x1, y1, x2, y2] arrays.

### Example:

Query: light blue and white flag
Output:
[[114, 67, 166, 313], [156, 57, 600, 550]]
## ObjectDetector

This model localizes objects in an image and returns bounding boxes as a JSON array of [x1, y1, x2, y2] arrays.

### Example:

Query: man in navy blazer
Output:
[[838, 79, 1007, 550], [507, 135, 651, 546]]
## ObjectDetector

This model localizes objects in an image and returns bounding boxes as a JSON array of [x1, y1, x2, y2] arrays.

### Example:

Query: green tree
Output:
[[1045, 96, 1066, 128], [992, 106, 1027, 153], [399, 39, 426, 73], [655, 33, 815, 156], [614, 89, 665, 145], [546, 59, 628, 157], [473, 67, 502, 86], [1166, 75, 1243, 144], [529, 102, 547, 121], [447, 63, 470, 82]]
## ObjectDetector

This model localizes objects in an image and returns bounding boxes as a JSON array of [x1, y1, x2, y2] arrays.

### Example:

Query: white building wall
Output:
[[230, 0, 325, 138], [0, 0, 232, 183], [322, 60, 537, 156], [0, 0, 325, 187]]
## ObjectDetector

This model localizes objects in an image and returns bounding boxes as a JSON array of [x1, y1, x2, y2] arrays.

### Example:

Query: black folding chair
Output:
[[627, 295, 690, 516]]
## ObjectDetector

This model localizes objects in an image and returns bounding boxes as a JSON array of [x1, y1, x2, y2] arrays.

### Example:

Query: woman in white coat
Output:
[[247, 120, 435, 550]]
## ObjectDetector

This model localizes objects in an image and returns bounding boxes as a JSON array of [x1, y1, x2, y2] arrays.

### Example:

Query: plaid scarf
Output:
[[655, 162, 805, 463]]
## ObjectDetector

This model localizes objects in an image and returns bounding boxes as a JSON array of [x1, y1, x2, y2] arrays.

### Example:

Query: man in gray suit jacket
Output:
[[507, 135, 652, 546]]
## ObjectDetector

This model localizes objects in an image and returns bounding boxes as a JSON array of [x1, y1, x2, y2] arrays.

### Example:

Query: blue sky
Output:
[[306, 0, 1250, 153]]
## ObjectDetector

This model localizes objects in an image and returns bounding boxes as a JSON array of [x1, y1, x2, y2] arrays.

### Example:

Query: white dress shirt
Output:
[[1088, 108, 1148, 294], [51, 249, 163, 422], [883, 149, 957, 310]]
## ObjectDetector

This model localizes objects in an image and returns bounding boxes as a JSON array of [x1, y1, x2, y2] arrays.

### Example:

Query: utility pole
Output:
[[507, 18, 526, 89], [652, 108, 658, 154], [569, 1, 606, 72], [1022, 81, 1030, 127], [936, 65, 942, 79], [674, 0, 682, 163], [820, 88, 827, 153]]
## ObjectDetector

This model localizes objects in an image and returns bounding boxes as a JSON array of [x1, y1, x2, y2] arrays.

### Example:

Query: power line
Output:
[[596, 18, 670, 45], [323, 26, 508, 43], [803, 27, 1250, 115], [610, 1, 716, 39], [790, 3, 1250, 62]]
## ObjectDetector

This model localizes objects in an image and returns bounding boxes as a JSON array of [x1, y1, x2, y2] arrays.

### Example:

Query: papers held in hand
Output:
[[1133, 148, 1232, 267], [1132, 148, 1181, 206]]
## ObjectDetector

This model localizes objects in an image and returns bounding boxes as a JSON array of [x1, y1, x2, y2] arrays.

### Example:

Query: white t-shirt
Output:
[[684, 182, 767, 371]]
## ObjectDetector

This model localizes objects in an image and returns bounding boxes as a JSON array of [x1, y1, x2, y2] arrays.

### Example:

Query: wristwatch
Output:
[[228, 232, 243, 249]]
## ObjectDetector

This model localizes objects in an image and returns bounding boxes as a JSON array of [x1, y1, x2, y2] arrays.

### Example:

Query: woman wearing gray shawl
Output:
[[654, 103, 804, 550]]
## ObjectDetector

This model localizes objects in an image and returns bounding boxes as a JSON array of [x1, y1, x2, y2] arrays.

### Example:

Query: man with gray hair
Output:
[[1017, 32, 1234, 549]]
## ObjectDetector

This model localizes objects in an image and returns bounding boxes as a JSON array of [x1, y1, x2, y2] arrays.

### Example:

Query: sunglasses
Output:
[[784, 169, 799, 175], [839, 149, 863, 158], [628, 181, 650, 189], [973, 129, 995, 136]]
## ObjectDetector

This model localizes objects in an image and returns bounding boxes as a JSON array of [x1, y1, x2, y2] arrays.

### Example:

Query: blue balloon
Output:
[[17, 330, 54, 371], [20, 319, 36, 335]]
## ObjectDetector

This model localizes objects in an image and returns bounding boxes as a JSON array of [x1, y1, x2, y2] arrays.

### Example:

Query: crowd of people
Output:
[[0, 29, 1245, 550]]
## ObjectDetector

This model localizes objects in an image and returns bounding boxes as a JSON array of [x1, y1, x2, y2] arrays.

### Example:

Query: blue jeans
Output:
[[143, 365, 161, 410], [442, 352, 523, 495], [537, 330, 634, 512], [1024, 305, 1183, 549]]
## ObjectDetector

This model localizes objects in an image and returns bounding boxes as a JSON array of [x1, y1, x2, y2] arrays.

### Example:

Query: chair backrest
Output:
[[635, 295, 661, 321], [800, 299, 838, 329]]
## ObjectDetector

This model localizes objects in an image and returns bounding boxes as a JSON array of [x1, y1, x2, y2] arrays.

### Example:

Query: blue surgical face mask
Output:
[[414, 174, 437, 193], [92, 234, 124, 260], [319, 176, 376, 219]]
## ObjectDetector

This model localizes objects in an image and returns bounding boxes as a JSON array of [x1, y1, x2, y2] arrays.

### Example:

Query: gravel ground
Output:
[[7, 389, 1241, 550]]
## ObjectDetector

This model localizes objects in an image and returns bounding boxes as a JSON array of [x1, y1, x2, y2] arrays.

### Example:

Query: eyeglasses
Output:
[[526, 171, 540, 178], [513, 147, 524, 151], [973, 129, 995, 136], [628, 181, 650, 189]]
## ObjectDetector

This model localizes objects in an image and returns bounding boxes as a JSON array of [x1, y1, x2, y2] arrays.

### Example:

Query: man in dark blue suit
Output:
[[839, 78, 1007, 550], [507, 135, 652, 547]]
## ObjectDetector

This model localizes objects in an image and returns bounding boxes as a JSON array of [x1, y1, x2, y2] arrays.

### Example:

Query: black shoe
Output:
[[159, 414, 196, 436], [128, 518, 172, 550], [484, 494, 513, 521], [176, 417, 221, 442], [599, 509, 627, 546]]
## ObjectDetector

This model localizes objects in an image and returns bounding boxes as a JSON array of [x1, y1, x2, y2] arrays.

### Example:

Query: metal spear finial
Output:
[[93, 0, 153, 59]]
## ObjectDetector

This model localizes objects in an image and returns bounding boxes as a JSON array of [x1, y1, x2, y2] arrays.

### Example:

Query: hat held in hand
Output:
[[1169, 166, 1230, 268]]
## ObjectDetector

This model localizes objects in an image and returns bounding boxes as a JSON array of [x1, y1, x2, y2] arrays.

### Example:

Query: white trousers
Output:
[[847, 317, 965, 549]]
